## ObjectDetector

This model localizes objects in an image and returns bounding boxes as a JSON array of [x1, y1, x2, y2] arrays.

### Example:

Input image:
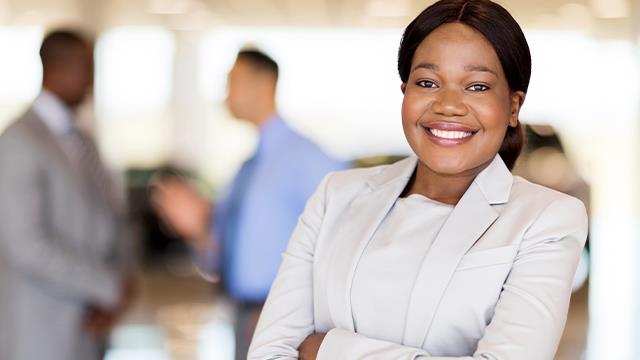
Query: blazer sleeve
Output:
[[316, 196, 588, 360], [0, 134, 121, 308], [470, 196, 588, 360], [247, 173, 333, 360]]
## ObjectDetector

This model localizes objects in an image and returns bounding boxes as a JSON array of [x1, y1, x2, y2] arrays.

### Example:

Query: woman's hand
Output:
[[299, 332, 327, 360]]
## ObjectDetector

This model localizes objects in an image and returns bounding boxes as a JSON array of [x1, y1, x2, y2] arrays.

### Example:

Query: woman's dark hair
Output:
[[398, 0, 531, 170]]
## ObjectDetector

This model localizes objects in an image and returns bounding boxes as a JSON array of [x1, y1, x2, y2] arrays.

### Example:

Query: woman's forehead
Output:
[[412, 23, 502, 74]]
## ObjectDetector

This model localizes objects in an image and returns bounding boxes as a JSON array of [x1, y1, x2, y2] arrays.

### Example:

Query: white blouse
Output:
[[350, 193, 454, 344]]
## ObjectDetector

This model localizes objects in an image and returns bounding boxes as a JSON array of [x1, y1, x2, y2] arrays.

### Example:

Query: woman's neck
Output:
[[402, 160, 490, 205]]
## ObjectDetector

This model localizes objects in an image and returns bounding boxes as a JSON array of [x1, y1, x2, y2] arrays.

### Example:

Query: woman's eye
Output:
[[417, 80, 437, 88], [467, 84, 489, 92]]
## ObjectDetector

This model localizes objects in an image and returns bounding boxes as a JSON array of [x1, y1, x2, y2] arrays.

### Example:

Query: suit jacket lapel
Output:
[[24, 110, 114, 214], [26, 110, 117, 211], [74, 130, 118, 210], [326, 156, 418, 331], [402, 155, 513, 347], [22, 110, 81, 181]]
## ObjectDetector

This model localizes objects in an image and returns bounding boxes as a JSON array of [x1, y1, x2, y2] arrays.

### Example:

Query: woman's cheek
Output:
[[402, 94, 427, 123]]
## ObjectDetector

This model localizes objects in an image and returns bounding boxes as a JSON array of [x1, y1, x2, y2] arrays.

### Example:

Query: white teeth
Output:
[[429, 128, 473, 139]]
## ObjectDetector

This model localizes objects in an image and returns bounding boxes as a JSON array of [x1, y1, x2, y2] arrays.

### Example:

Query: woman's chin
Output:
[[416, 155, 471, 176]]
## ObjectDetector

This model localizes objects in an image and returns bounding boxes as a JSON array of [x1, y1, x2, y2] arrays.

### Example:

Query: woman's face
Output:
[[401, 22, 524, 177]]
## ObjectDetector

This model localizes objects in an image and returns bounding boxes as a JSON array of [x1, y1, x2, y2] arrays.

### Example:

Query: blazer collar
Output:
[[474, 155, 513, 205], [365, 156, 417, 189], [23, 109, 75, 171], [366, 154, 512, 205], [22, 109, 92, 194], [326, 153, 513, 340]]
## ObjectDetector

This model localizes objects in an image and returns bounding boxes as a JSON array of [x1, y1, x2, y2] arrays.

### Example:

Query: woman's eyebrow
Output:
[[412, 63, 497, 77], [464, 64, 498, 76], [412, 62, 439, 72]]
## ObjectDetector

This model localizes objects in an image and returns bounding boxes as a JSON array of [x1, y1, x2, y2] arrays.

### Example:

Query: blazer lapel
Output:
[[402, 155, 513, 348], [22, 111, 80, 180], [326, 156, 418, 331], [25, 110, 115, 209]]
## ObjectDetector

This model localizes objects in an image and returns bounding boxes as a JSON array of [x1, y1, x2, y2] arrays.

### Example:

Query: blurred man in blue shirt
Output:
[[153, 49, 346, 359]]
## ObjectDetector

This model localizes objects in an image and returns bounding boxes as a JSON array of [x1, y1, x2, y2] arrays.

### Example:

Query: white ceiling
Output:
[[0, 0, 636, 39]]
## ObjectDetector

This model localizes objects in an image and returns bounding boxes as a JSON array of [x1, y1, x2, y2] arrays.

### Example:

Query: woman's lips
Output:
[[421, 122, 477, 146]]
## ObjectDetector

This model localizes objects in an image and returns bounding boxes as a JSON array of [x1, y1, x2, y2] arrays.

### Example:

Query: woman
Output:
[[248, 1, 588, 359]]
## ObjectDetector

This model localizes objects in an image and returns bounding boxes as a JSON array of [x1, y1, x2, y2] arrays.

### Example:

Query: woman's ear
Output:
[[401, 83, 407, 94], [509, 91, 526, 127]]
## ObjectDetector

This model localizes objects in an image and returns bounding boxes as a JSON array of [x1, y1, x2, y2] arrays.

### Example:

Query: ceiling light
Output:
[[147, 0, 192, 15], [589, 0, 630, 19], [366, 0, 410, 17]]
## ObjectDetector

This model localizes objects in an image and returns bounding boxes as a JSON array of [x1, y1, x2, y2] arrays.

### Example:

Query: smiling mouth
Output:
[[421, 124, 478, 146], [428, 128, 474, 140]]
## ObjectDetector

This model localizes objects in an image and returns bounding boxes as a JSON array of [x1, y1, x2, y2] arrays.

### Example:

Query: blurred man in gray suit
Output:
[[0, 30, 133, 360]]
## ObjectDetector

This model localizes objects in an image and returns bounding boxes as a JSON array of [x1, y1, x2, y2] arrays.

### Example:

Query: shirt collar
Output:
[[256, 113, 291, 154], [32, 89, 75, 137]]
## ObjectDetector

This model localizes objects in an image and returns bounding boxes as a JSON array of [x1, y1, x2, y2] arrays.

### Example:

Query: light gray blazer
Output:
[[248, 155, 588, 360], [0, 110, 130, 360]]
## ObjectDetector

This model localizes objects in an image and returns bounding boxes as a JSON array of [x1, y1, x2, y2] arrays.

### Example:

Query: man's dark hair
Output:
[[397, 0, 531, 170], [40, 30, 90, 70], [237, 49, 279, 80]]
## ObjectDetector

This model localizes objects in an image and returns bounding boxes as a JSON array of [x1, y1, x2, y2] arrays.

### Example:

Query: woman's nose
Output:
[[430, 88, 467, 117]]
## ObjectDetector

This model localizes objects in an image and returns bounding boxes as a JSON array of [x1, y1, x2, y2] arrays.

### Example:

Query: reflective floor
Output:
[[105, 257, 235, 360], [106, 255, 589, 360]]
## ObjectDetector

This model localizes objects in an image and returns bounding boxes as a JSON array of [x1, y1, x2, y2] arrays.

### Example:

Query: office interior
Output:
[[0, 0, 638, 359]]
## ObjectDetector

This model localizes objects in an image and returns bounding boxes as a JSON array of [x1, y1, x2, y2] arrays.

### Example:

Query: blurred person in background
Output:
[[513, 124, 590, 213], [152, 49, 346, 360], [513, 124, 591, 291], [0, 30, 134, 360]]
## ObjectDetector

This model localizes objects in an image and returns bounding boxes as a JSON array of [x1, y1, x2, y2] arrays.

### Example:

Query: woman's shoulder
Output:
[[509, 175, 588, 232], [324, 156, 416, 194], [328, 163, 391, 185], [510, 176, 585, 208]]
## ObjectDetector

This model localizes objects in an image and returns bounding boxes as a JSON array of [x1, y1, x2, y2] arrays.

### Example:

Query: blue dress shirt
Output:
[[211, 114, 347, 302]]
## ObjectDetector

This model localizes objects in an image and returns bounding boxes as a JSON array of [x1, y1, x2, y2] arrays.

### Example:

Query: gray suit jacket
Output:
[[249, 155, 588, 359], [0, 109, 130, 360]]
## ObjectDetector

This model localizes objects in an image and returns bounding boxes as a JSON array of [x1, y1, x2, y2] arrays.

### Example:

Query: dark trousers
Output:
[[234, 301, 264, 360]]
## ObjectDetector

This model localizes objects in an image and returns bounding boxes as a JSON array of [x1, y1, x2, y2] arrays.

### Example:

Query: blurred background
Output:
[[0, 0, 638, 359]]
